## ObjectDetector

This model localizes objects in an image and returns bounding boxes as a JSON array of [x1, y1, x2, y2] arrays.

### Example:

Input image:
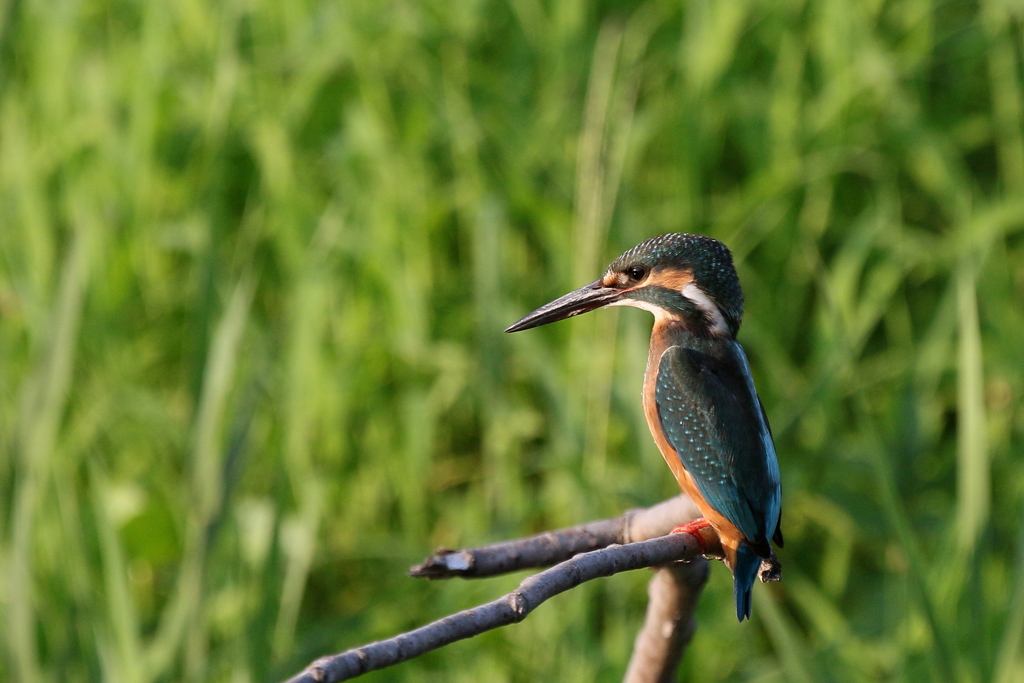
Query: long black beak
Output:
[[505, 280, 622, 333]]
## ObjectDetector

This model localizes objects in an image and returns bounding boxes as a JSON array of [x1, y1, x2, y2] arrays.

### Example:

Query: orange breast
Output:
[[642, 322, 745, 570]]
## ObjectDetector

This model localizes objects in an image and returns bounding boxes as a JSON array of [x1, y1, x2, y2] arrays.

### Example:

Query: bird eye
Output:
[[626, 265, 647, 281]]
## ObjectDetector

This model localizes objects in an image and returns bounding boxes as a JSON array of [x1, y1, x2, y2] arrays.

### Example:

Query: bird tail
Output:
[[733, 543, 761, 622]]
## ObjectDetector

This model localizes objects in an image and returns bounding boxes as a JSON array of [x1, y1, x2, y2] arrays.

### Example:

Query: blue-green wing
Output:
[[654, 343, 781, 548]]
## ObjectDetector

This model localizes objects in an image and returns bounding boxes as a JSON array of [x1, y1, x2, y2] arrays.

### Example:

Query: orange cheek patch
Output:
[[647, 268, 694, 292], [603, 267, 693, 291]]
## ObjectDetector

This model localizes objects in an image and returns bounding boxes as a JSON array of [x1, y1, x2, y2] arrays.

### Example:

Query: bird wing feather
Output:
[[655, 343, 781, 550]]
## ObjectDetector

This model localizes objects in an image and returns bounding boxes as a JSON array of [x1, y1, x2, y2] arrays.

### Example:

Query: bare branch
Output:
[[623, 559, 709, 683], [285, 526, 719, 683], [409, 495, 701, 579]]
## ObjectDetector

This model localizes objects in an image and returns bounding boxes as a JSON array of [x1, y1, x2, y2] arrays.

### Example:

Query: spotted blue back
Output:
[[654, 341, 781, 548]]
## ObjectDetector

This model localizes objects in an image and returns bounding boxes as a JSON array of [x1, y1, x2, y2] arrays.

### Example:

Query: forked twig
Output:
[[284, 496, 742, 683], [286, 532, 717, 682]]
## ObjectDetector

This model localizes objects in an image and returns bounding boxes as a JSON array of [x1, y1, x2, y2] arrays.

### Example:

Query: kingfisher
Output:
[[505, 233, 782, 621]]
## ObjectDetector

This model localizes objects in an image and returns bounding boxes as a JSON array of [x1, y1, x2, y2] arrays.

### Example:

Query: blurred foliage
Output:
[[1, 0, 1024, 681]]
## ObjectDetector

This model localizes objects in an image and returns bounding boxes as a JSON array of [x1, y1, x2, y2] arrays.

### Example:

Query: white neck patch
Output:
[[682, 283, 730, 336], [608, 283, 730, 335]]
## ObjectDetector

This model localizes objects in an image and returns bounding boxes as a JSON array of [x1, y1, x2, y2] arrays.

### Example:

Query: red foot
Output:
[[670, 518, 713, 552]]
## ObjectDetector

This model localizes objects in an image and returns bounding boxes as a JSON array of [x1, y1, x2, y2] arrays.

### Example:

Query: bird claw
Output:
[[670, 518, 713, 552]]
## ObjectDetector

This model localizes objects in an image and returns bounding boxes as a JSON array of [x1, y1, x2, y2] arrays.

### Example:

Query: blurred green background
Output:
[[2, 0, 1023, 681]]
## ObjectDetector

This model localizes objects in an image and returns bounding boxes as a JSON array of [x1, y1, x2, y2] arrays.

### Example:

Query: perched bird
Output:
[[505, 233, 782, 621]]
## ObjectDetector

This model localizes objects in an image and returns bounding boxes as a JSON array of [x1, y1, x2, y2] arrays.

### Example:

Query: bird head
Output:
[[505, 233, 743, 337]]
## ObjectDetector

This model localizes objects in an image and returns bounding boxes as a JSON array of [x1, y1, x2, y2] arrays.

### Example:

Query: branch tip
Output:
[[759, 554, 782, 583], [408, 549, 475, 578]]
